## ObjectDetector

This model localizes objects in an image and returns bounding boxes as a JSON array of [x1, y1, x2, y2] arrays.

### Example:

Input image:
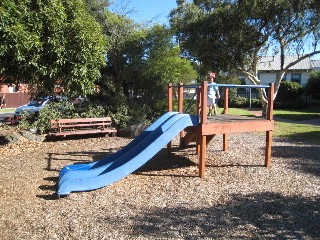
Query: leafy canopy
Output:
[[170, 0, 320, 101], [0, 0, 107, 97]]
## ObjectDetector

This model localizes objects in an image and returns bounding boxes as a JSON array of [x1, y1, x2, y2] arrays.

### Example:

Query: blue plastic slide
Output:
[[59, 111, 178, 177], [59, 112, 178, 182], [57, 113, 199, 196]]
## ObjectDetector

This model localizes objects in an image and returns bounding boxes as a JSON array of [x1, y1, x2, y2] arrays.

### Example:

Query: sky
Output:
[[109, 0, 179, 25], [109, 1, 320, 59]]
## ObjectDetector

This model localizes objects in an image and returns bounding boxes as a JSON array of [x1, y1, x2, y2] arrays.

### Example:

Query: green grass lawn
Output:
[[273, 107, 320, 121], [226, 107, 320, 145], [0, 108, 16, 113]]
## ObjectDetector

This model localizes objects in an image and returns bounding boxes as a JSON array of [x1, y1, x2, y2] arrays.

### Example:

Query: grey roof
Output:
[[311, 59, 320, 69], [257, 55, 318, 71]]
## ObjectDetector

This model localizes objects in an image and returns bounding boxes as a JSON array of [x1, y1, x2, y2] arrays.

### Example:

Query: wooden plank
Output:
[[51, 117, 111, 124], [52, 129, 117, 136], [201, 119, 274, 135], [56, 123, 111, 128]]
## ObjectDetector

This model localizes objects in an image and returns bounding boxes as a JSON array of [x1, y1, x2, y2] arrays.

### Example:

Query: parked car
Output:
[[14, 97, 52, 117]]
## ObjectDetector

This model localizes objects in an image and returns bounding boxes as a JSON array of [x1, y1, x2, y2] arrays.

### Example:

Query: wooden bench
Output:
[[50, 117, 117, 137], [3, 117, 16, 125]]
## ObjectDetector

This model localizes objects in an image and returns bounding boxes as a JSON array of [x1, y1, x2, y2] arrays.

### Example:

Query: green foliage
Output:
[[306, 71, 320, 100], [95, 19, 198, 125], [0, 0, 106, 97], [171, 0, 320, 72], [108, 102, 152, 129], [276, 80, 303, 107], [251, 98, 262, 108], [229, 96, 248, 108], [19, 100, 106, 134], [170, 0, 320, 99], [143, 26, 198, 87], [84, 0, 110, 25]]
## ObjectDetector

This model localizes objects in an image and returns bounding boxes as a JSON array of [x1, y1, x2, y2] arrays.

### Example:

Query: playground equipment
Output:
[[57, 81, 274, 196], [167, 81, 274, 178], [57, 112, 199, 196]]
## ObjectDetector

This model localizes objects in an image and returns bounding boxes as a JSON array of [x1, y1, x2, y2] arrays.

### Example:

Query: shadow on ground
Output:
[[46, 148, 118, 172], [136, 149, 197, 175], [272, 143, 320, 177], [127, 192, 320, 239]]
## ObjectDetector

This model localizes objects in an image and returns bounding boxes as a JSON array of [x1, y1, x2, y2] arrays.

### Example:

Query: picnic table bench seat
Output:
[[50, 117, 117, 137]]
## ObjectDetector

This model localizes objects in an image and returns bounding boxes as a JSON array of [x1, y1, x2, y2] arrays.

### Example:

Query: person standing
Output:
[[0, 94, 6, 109], [207, 72, 220, 116]]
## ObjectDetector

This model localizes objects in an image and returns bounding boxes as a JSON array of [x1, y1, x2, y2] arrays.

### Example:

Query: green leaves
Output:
[[0, 0, 106, 97], [170, 0, 320, 73]]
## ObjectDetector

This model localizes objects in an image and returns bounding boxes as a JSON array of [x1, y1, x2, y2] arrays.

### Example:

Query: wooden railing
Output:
[[168, 82, 274, 122]]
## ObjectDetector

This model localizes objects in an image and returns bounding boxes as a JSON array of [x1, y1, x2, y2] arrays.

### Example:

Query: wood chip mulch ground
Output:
[[0, 129, 319, 239]]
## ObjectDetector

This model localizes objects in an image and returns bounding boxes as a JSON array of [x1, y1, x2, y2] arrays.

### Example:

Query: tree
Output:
[[84, 0, 110, 25], [142, 25, 198, 99], [102, 11, 197, 99], [93, 9, 198, 124], [170, 0, 320, 109], [0, 0, 106, 97]]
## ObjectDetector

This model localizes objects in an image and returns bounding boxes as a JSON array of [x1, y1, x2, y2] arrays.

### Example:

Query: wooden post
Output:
[[199, 134, 206, 178], [201, 81, 208, 124], [167, 83, 173, 156], [168, 83, 173, 112], [265, 83, 274, 167], [197, 87, 201, 116], [223, 87, 229, 114], [178, 83, 185, 147], [196, 87, 201, 155], [199, 81, 208, 177], [223, 88, 229, 151], [267, 83, 274, 121], [178, 82, 183, 113]]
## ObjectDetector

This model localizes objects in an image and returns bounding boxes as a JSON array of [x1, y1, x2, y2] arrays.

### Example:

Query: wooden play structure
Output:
[[167, 81, 274, 178]]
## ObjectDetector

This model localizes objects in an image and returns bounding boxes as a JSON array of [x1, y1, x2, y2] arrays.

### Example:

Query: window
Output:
[[276, 73, 287, 80], [291, 73, 301, 84]]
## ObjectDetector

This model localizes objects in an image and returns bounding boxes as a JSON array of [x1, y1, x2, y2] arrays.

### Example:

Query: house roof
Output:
[[311, 59, 320, 69], [257, 55, 320, 71]]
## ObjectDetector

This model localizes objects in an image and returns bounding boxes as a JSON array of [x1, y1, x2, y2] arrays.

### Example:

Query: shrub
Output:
[[251, 98, 262, 108], [19, 100, 106, 134], [306, 71, 320, 100], [276, 80, 303, 105], [229, 95, 248, 107]]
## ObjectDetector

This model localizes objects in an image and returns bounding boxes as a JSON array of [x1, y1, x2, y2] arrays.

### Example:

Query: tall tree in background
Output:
[[100, 9, 197, 100], [170, 0, 320, 107], [0, 0, 106, 96], [142, 25, 197, 100]]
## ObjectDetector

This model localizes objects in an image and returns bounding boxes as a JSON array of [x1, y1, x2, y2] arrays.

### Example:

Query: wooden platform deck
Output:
[[167, 81, 275, 178], [191, 114, 273, 134]]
